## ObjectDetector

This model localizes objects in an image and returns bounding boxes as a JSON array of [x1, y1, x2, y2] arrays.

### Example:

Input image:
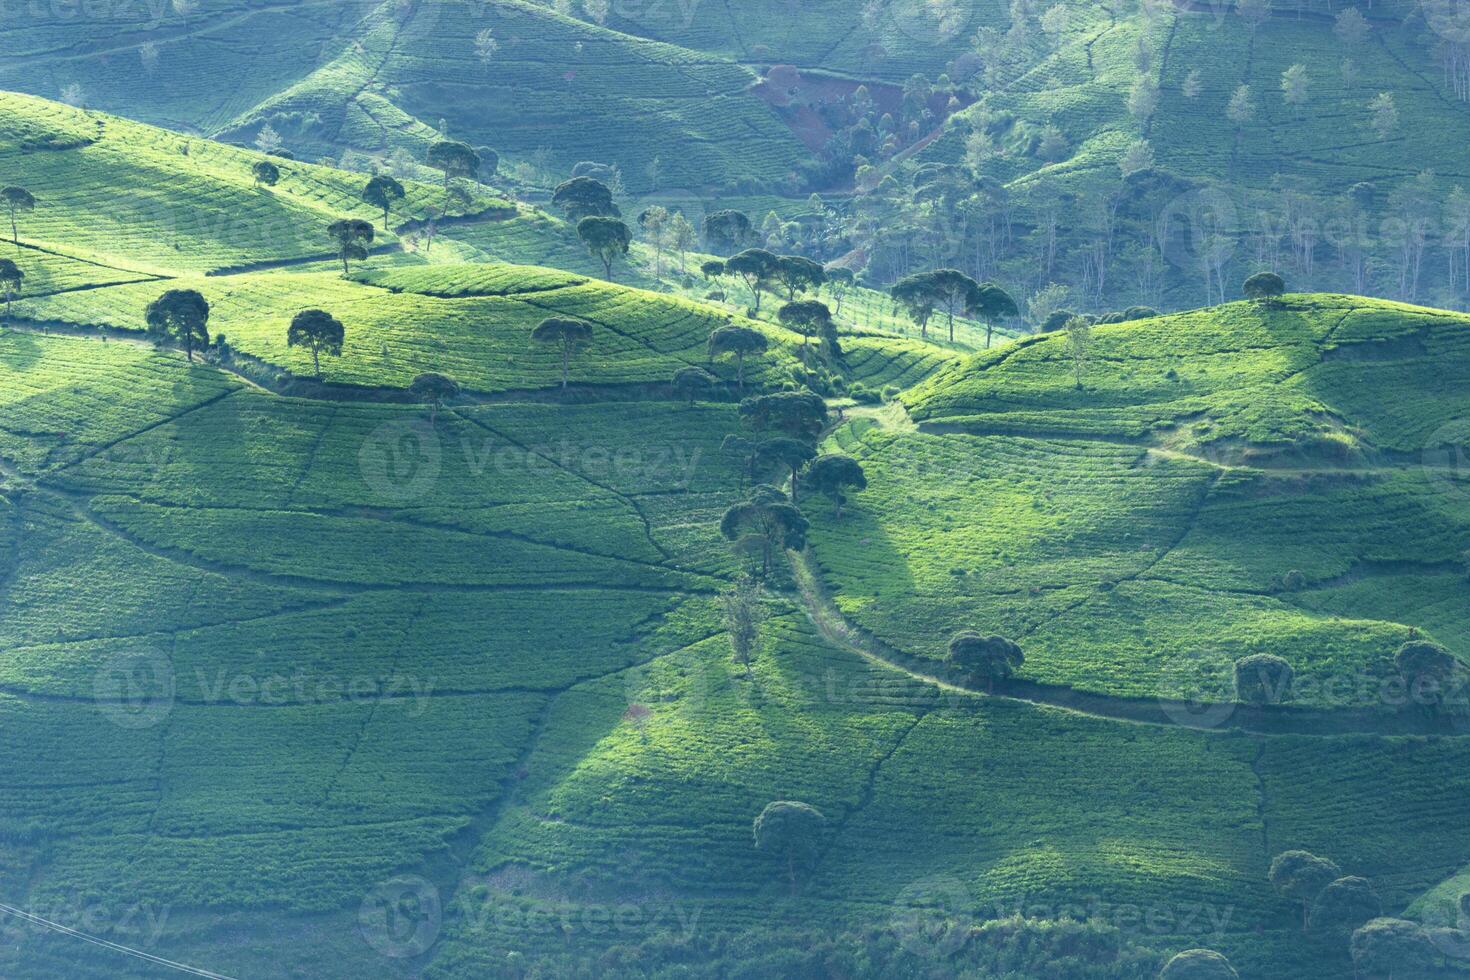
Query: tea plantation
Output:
[[3, 87, 1470, 980]]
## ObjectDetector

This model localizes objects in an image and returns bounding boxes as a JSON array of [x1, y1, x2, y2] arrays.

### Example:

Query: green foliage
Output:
[[144, 288, 210, 361], [1159, 948, 1239, 980], [285, 308, 344, 379]]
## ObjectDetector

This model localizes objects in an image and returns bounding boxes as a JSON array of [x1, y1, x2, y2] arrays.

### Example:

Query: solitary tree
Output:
[[703, 209, 752, 253], [970, 281, 1019, 349], [1243, 271, 1286, 305], [739, 391, 828, 442], [145, 289, 210, 361], [1, 187, 35, 246], [726, 248, 780, 313], [1269, 851, 1341, 931], [669, 211, 696, 273], [890, 272, 938, 338], [1395, 639, 1457, 690], [753, 801, 826, 892], [286, 308, 344, 379], [425, 139, 480, 190], [922, 269, 978, 343], [708, 325, 768, 390], [719, 577, 768, 677], [1369, 92, 1400, 140], [1281, 64, 1309, 120], [551, 176, 618, 223], [251, 160, 280, 188], [1311, 877, 1381, 937], [1234, 654, 1294, 705], [804, 454, 867, 518], [0, 258, 22, 325], [576, 216, 631, 281], [755, 437, 816, 503], [825, 266, 855, 315], [1351, 918, 1437, 980], [1065, 315, 1092, 389], [672, 365, 715, 406], [362, 174, 406, 230], [700, 259, 726, 281], [327, 218, 375, 276], [531, 316, 594, 389], [1158, 948, 1239, 980], [409, 372, 459, 425], [720, 489, 808, 577], [945, 632, 1024, 692], [777, 300, 833, 364], [772, 255, 825, 301], [638, 206, 670, 276]]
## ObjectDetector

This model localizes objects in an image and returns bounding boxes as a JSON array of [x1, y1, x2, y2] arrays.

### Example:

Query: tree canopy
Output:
[[804, 454, 867, 518], [726, 249, 781, 313], [708, 324, 768, 389], [286, 308, 345, 379], [1, 186, 35, 245], [552, 176, 619, 223], [945, 632, 1024, 691], [576, 217, 631, 281], [144, 289, 210, 361], [362, 175, 406, 230], [739, 391, 828, 442], [531, 316, 595, 389], [327, 218, 374, 276], [425, 140, 480, 186], [752, 801, 826, 891]]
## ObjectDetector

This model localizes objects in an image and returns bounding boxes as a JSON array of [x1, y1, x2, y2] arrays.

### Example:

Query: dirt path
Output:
[[787, 546, 1470, 738]]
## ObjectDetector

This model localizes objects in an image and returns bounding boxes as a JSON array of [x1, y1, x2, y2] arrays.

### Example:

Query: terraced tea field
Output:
[[5, 72, 1470, 980]]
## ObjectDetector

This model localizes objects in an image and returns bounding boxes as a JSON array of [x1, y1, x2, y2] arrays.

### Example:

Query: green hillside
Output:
[[5, 11, 1470, 978]]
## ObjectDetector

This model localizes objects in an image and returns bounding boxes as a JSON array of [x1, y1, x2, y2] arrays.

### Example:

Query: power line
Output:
[[0, 902, 239, 979]]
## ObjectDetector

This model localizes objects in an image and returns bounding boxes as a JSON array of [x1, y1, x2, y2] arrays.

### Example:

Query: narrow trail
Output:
[[788, 546, 1470, 738]]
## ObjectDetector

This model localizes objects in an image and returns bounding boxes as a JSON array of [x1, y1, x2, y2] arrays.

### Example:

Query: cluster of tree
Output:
[[701, 248, 829, 315], [717, 390, 867, 581], [548, 175, 632, 281], [890, 268, 1017, 345]]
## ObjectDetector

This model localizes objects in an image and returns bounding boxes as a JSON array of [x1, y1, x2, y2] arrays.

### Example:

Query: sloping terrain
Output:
[[4, 88, 1470, 980]]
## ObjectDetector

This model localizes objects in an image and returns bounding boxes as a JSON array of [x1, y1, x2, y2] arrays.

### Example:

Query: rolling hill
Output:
[[4, 47, 1470, 980]]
